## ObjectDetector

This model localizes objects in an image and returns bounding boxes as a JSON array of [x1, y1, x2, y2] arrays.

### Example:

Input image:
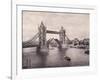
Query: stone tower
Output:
[[38, 22, 48, 53]]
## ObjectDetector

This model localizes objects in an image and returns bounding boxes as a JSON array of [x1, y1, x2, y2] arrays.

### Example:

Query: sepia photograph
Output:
[[22, 10, 89, 69]]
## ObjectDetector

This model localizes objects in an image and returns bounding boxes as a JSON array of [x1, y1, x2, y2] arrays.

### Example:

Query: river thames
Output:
[[22, 47, 89, 69]]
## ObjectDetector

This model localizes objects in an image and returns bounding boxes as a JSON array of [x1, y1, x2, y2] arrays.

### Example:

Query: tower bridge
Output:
[[23, 22, 70, 53]]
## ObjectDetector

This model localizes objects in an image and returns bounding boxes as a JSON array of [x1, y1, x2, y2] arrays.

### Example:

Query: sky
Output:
[[22, 11, 89, 41]]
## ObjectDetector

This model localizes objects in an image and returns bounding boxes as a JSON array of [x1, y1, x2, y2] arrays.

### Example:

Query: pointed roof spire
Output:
[[41, 21, 44, 26], [61, 26, 64, 30], [41, 21, 43, 24], [40, 21, 44, 27]]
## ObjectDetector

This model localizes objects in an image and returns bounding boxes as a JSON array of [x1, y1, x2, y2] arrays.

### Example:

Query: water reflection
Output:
[[22, 47, 89, 69]]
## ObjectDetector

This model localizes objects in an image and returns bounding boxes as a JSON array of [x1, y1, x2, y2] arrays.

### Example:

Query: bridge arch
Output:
[[47, 38, 62, 49]]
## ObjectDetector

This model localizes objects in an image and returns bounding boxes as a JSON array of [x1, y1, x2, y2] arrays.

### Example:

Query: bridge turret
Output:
[[39, 21, 47, 45], [38, 21, 48, 54], [59, 26, 67, 49], [59, 26, 66, 44]]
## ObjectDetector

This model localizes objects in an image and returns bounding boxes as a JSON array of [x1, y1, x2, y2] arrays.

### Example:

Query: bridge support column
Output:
[[59, 26, 68, 49], [38, 22, 48, 54]]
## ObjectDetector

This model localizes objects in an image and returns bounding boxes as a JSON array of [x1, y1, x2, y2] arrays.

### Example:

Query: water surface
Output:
[[22, 47, 89, 69]]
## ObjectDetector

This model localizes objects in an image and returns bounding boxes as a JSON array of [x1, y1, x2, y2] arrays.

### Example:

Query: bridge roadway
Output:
[[46, 30, 59, 34], [23, 44, 39, 48], [22, 30, 68, 48], [23, 42, 39, 48]]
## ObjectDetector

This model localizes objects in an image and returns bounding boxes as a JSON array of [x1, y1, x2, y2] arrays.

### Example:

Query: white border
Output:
[[12, 3, 97, 80]]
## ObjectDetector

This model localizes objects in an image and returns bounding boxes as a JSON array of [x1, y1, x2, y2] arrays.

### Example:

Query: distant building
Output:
[[83, 38, 89, 49], [72, 38, 80, 46], [83, 38, 89, 45]]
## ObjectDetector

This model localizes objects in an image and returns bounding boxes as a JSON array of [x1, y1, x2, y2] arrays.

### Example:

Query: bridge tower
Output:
[[38, 22, 48, 54], [59, 26, 67, 49]]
